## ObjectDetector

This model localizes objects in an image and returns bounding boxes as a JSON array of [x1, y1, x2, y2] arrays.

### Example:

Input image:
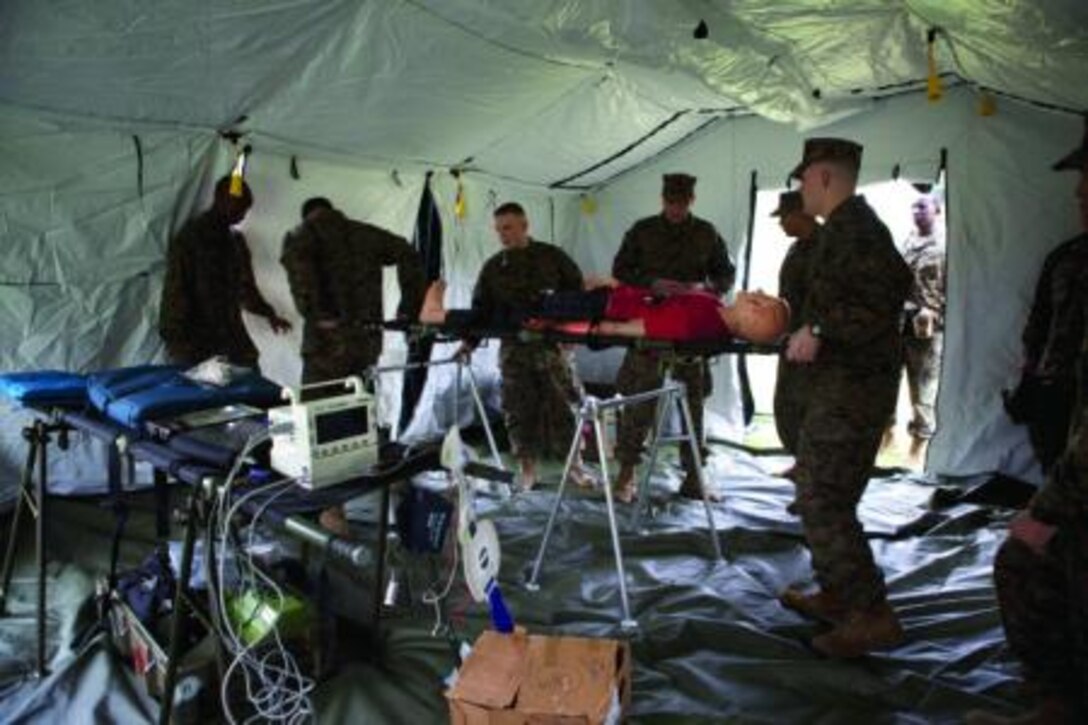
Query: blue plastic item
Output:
[[0, 370, 89, 407]]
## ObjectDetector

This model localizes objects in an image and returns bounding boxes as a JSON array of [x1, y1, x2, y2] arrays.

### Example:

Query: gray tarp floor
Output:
[[0, 444, 1030, 723]]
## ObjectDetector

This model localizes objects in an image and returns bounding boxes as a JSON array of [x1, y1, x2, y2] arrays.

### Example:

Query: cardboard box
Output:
[[447, 630, 631, 724]]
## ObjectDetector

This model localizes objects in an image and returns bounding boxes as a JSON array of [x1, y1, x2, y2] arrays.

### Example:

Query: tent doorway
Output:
[[741, 179, 948, 471]]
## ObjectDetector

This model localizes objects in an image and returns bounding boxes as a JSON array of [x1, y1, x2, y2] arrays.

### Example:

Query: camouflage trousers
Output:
[[795, 366, 898, 611], [615, 350, 709, 475], [301, 329, 382, 385], [902, 332, 942, 439], [500, 344, 580, 461], [773, 354, 810, 455], [994, 526, 1088, 710]]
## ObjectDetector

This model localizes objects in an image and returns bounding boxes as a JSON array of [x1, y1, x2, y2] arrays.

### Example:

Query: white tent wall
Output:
[[0, 107, 219, 505], [570, 85, 1084, 481]]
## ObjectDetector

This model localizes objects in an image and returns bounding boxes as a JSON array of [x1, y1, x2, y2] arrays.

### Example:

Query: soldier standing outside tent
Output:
[[280, 197, 425, 535], [967, 122, 1088, 725], [463, 202, 591, 491], [771, 190, 821, 489], [611, 174, 735, 503], [1004, 123, 1088, 474], [888, 192, 946, 465], [778, 138, 913, 658], [159, 176, 291, 368]]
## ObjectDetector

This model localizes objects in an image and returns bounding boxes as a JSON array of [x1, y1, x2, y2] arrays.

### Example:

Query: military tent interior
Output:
[[1, 1, 1087, 723]]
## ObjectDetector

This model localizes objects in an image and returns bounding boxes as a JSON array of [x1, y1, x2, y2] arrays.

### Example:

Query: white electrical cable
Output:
[[203, 430, 316, 724]]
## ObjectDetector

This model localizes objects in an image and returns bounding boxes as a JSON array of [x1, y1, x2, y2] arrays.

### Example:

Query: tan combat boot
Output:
[[779, 588, 848, 625], [811, 601, 905, 658]]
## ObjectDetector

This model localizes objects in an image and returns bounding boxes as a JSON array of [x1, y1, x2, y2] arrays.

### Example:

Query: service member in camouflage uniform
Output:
[[280, 197, 425, 537], [966, 123, 1088, 725], [466, 202, 587, 490], [894, 193, 946, 460], [771, 190, 821, 469], [159, 177, 291, 368], [280, 197, 425, 384], [1005, 128, 1088, 473], [611, 174, 735, 502], [778, 138, 913, 658]]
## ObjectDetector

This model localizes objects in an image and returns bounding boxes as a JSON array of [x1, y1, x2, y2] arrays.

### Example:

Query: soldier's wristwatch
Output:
[[810, 323, 823, 338]]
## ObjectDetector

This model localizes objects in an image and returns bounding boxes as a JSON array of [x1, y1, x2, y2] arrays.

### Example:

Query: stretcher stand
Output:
[[368, 352, 504, 472], [525, 366, 725, 632]]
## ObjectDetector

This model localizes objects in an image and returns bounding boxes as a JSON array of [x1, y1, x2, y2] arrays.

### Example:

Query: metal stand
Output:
[[0, 418, 67, 678], [370, 354, 504, 470], [525, 376, 724, 630]]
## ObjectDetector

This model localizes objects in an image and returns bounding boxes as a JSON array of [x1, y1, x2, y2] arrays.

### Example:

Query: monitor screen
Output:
[[314, 406, 369, 444]]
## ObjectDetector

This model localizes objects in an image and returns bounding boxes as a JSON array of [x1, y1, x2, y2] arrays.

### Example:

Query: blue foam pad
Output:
[[87, 365, 283, 427], [0, 371, 89, 407]]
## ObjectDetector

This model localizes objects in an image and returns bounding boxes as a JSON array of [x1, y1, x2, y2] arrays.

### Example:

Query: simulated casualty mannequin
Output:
[[420, 278, 788, 345], [611, 173, 736, 502], [771, 190, 822, 484], [461, 202, 590, 491], [779, 138, 913, 658], [966, 124, 1088, 725], [159, 176, 291, 368], [280, 196, 425, 535]]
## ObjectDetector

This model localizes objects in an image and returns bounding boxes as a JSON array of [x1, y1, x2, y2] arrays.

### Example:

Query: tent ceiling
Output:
[[1, 1, 1086, 186]]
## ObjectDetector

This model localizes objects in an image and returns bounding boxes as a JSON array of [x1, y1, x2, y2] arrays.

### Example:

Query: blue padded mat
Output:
[[0, 371, 89, 408], [87, 365, 284, 427]]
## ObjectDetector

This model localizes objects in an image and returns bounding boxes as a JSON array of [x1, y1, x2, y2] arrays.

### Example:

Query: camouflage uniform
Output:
[[159, 210, 277, 367], [1006, 234, 1088, 471], [281, 209, 425, 384], [993, 385, 1088, 713], [472, 240, 583, 461], [899, 229, 946, 439], [611, 214, 734, 476], [774, 230, 821, 454], [794, 195, 912, 612]]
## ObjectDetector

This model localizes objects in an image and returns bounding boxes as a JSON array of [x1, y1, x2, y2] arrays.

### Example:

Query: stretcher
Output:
[[380, 318, 783, 356]]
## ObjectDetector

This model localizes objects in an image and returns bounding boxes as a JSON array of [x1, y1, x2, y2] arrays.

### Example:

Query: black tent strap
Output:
[[549, 111, 690, 189], [377, 318, 781, 356]]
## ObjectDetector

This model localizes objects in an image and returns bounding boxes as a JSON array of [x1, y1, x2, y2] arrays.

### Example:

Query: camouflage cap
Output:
[[770, 190, 804, 217], [789, 137, 863, 179], [662, 173, 697, 200], [1052, 116, 1088, 172]]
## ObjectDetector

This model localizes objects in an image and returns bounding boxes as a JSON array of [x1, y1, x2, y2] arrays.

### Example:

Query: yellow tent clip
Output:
[[580, 194, 598, 215], [926, 29, 943, 103], [454, 180, 467, 220], [229, 147, 249, 198], [977, 91, 997, 117]]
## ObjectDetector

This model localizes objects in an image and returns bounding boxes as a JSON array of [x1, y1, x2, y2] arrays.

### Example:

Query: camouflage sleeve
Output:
[[159, 228, 196, 361], [375, 230, 426, 319], [804, 230, 912, 345], [612, 225, 652, 288], [915, 250, 946, 324], [1031, 406, 1088, 525], [1036, 258, 1087, 378], [280, 228, 333, 321], [1021, 254, 1057, 371], [553, 246, 584, 292], [706, 229, 735, 293], [234, 233, 277, 319]]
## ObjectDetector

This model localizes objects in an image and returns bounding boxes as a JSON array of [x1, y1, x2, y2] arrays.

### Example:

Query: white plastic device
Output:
[[269, 376, 379, 489]]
